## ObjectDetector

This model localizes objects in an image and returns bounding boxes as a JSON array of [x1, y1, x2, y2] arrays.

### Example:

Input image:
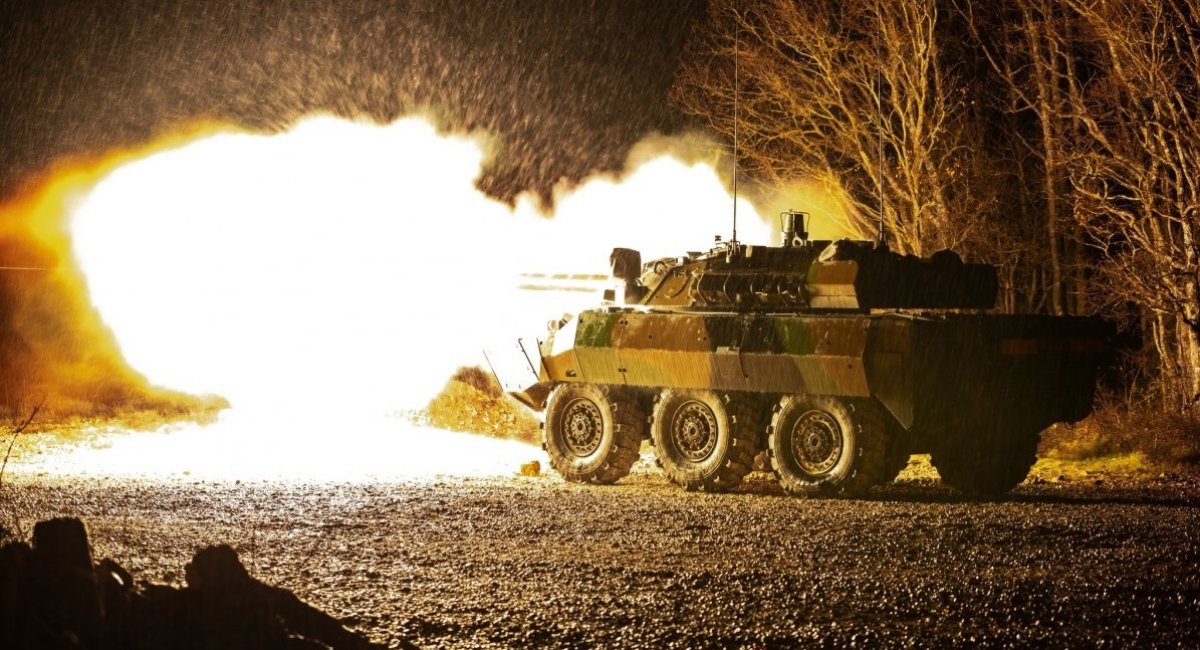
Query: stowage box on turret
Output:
[[503, 211, 1110, 497]]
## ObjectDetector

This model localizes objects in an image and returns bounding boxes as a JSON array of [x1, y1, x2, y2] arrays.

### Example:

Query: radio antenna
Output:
[[731, 9, 740, 246]]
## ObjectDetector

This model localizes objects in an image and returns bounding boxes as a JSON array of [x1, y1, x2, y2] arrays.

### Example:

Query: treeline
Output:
[[672, 0, 1200, 425]]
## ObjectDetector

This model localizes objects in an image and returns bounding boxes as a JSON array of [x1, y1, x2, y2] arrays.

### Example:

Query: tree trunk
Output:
[[1151, 315, 1177, 408], [1022, 0, 1066, 316], [1182, 274, 1200, 418], [1042, 138, 1064, 316]]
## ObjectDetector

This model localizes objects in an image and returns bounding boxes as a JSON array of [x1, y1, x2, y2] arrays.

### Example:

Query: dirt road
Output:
[[5, 458, 1198, 648]]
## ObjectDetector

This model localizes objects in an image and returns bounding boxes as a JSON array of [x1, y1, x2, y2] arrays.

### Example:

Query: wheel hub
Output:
[[791, 410, 842, 475], [562, 398, 604, 457], [672, 400, 719, 462]]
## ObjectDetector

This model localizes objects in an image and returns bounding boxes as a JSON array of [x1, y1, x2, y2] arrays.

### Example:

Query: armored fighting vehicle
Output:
[[503, 211, 1110, 496]]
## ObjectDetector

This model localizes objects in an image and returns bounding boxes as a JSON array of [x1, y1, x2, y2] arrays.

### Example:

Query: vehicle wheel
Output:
[[544, 384, 644, 484], [931, 424, 1039, 497], [651, 389, 760, 492], [768, 395, 889, 497]]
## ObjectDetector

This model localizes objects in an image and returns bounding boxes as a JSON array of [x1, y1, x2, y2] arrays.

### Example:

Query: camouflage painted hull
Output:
[[505, 231, 1112, 495], [525, 308, 1110, 446]]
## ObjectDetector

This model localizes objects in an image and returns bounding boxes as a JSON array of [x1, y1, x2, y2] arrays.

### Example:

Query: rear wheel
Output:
[[932, 423, 1040, 497], [768, 395, 889, 497], [544, 384, 644, 484], [651, 390, 760, 492]]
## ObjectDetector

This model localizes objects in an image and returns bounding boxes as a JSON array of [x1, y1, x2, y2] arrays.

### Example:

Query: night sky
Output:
[[0, 0, 708, 204]]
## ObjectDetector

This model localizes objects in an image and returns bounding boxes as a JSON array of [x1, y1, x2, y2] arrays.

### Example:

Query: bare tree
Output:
[[672, 0, 981, 256], [674, 0, 1200, 423], [960, 0, 1088, 315], [0, 398, 44, 542], [1062, 0, 1200, 416]]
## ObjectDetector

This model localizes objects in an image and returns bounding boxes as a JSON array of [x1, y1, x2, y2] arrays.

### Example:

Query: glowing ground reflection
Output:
[[9, 410, 544, 482]]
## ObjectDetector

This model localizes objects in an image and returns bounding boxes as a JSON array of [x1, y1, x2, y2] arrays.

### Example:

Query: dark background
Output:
[[0, 0, 709, 205]]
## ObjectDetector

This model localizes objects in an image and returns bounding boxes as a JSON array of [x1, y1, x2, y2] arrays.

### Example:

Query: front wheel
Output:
[[768, 395, 889, 497], [544, 384, 644, 484]]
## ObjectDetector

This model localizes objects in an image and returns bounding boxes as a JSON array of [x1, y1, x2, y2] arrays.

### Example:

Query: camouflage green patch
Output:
[[773, 318, 816, 354], [575, 310, 621, 347]]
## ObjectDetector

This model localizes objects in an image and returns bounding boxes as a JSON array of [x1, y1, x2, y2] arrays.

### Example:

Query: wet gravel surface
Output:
[[5, 464, 1199, 649]]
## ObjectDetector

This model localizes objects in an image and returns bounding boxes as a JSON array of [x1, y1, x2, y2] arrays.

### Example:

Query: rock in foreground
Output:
[[0, 517, 403, 649]]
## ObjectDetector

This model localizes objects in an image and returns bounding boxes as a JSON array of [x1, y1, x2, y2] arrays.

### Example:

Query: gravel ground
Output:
[[4, 457, 1199, 649]]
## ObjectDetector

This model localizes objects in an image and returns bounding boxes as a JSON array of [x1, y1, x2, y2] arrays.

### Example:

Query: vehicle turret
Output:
[[607, 211, 998, 312]]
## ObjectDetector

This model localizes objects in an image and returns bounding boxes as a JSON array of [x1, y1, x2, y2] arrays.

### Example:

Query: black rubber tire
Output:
[[544, 384, 644, 484], [932, 425, 1040, 497], [768, 395, 890, 497], [650, 389, 760, 492]]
